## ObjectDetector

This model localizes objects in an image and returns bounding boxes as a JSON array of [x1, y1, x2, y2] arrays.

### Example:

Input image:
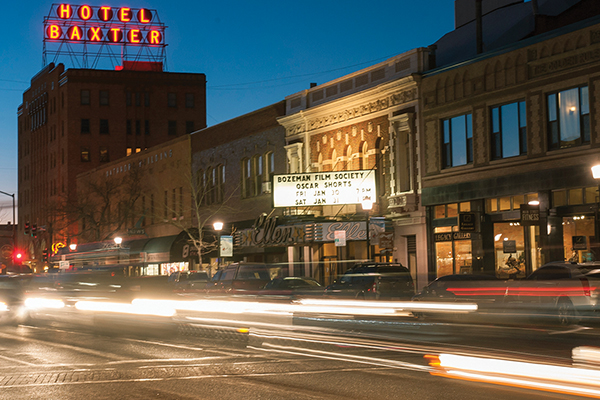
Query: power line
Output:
[[207, 53, 399, 90]]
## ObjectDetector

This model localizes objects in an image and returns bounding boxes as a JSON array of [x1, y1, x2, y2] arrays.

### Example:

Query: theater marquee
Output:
[[273, 170, 376, 207]]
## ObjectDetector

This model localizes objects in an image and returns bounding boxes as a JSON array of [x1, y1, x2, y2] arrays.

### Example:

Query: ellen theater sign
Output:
[[273, 170, 376, 207]]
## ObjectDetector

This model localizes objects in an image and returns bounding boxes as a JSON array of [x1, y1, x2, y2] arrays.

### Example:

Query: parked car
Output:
[[259, 277, 324, 298], [205, 263, 279, 295], [413, 273, 500, 301], [511, 261, 600, 325], [169, 270, 209, 293], [324, 262, 414, 300]]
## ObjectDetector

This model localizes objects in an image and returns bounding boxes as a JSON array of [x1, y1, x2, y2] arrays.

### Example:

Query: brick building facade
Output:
[[17, 62, 206, 271]]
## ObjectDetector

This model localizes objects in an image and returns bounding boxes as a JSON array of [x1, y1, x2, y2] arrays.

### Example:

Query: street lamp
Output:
[[69, 243, 77, 251], [361, 199, 373, 260], [213, 222, 223, 275], [114, 236, 122, 266], [0, 190, 16, 250]]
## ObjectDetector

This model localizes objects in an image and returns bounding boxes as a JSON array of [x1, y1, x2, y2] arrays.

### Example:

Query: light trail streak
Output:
[[428, 353, 600, 398]]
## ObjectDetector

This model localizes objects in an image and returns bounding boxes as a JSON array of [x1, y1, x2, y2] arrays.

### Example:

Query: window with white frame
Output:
[[547, 86, 589, 150]]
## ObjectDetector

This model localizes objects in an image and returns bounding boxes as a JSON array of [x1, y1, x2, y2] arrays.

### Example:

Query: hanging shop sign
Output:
[[459, 212, 478, 232], [273, 170, 376, 207], [520, 204, 540, 225]]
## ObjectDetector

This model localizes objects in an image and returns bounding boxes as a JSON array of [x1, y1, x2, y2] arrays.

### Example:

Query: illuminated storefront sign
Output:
[[44, 4, 165, 45], [273, 170, 376, 207]]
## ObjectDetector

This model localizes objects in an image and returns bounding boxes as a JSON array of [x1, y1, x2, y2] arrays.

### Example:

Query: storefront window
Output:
[[499, 197, 511, 211], [435, 205, 446, 219], [553, 190, 567, 207], [563, 215, 596, 262], [569, 189, 583, 205], [494, 222, 526, 279], [459, 202, 471, 212], [585, 187, 598, 204], [434, 226, 472, 277], [447, 203, 458, 218]]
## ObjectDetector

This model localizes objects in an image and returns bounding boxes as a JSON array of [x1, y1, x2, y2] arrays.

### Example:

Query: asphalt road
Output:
[[0, 316, 592, 400]]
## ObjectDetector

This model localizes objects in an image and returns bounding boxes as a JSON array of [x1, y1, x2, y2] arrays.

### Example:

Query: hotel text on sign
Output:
[[44, 4, 165, 45], [273, 170, 376, 207]]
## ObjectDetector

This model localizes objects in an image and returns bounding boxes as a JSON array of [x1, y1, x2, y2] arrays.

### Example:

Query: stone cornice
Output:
[[279, 77, 418, 138]]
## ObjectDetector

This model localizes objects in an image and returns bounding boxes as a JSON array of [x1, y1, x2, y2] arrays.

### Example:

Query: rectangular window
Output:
[[135, 120, 141, 136], [144, 93, 150, 107], [80, 90, 90, 105], [81, 147, 90, 162], [150, 194, 155, 225], [164, 191, 168, 219], [168, 120, 177, 135], [99, 147, 109, 162], [126, 91, 132, 106], [442, 113, 472, 168], [491, 101, 527, 159], [81, 118, 90, 134], [99, 90, 109, 106], [168, 92, 177, 107], [99, 119, 109, 135], [179, 187, 183, 216], [126, 119, 132, 135], [547, 86, 590, 150], [172, 189, 177, 219], [145, 120, 150, 135], [185, 93, 194, 108], [135, 92, 141, 106], [186, 121, 194, 134]]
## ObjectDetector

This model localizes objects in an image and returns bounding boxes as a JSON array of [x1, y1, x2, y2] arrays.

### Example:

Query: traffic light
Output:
[[24, 221, 30, 236], [32, 224, 37, 238], [42, 248, 48, 262], [13, 250, 23, 264]]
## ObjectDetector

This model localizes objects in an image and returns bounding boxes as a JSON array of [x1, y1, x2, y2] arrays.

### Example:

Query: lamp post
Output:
[[114, 236, 122, 266], [213, 222, 223, 276], [361, 199, 373, 260], [0, 190, 16, 250]]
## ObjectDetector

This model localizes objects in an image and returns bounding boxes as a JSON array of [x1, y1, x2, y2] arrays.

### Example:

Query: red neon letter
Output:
[[46, 25, 63, 39], [128, 29, 141, 43], [87, 26, 103, 42], [118, 7, 132, 22], [148, 30, 162, 44], [67, 26, 83, 40], [57, 4, 72, 19], [98, 6, 113, 21], [78, 5, 92, 20], [108, 28, 123, 43], [137, 8, 152, 23]]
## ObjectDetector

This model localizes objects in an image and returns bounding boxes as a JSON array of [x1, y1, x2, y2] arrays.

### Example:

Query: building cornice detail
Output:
[[279, 78, 417, 138]]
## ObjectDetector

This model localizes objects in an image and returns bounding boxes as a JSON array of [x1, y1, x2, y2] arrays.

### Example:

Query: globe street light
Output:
[[361, 199, 373, 260], [114, 236, 123, 267], [213, 222, 223, 274]]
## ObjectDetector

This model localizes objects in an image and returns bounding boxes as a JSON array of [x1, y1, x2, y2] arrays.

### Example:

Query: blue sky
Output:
[[0, 0, 456, 222]]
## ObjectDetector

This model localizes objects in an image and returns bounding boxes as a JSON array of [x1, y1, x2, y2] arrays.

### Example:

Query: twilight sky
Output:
[[0, 0, 457, 221]]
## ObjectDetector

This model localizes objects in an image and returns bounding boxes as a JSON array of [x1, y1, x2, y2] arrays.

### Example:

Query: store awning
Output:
[[141, 235, 178, 263]]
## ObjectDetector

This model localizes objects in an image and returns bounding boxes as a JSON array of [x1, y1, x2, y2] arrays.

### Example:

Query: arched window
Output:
[[241, 158, 253, 198], [345, 145, 352, 170]]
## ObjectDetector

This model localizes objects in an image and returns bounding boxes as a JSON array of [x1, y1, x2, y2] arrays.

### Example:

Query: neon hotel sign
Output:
[[45, 4, 164, 45]]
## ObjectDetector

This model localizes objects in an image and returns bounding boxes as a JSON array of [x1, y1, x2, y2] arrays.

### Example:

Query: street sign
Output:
[[334, 230, 346, 247]]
